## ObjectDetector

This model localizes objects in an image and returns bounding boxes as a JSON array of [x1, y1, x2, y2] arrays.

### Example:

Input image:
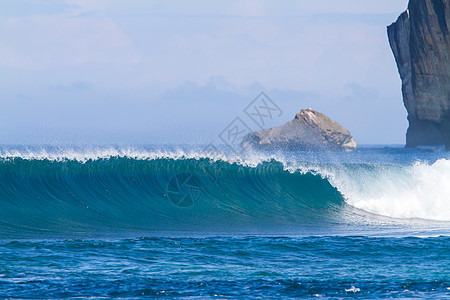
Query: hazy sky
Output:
[[0, 0, 409, 145]]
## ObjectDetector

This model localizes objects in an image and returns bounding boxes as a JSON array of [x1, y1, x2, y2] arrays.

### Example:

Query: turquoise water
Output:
[[0, 145, 449, 298]]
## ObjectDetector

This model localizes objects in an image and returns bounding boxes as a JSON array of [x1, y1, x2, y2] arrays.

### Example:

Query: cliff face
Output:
[[388, 0, 450, 148], [242, 109, 356, 151]]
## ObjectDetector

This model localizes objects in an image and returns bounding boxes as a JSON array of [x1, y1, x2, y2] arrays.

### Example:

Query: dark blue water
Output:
[[1, 236, 450, 298], [0, 145, 449, 298]]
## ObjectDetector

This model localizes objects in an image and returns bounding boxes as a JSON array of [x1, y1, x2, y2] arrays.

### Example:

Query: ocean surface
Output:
[[0, 145, 449, 298]]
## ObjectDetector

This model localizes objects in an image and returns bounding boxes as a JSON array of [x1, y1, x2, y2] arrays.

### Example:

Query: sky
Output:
[[0, 0, 410, 145]]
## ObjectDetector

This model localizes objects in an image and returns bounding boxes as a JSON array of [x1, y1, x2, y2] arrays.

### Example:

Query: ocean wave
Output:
[[0, 147, 448, 237], [0, 154, 344, 237]]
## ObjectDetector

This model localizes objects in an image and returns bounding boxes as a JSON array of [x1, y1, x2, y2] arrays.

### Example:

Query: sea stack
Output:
[[242, 108, 356, 151], [388, 0, 450, 149]]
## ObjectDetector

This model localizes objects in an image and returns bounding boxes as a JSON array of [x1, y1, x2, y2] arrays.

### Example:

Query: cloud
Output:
[[0, 0, 73, 17], [272, 0, 408, 15], [64, 0, 111, 17], [225, 0, 265, 17], [0, 5, 143, 70], [50, 81, 93, 92]]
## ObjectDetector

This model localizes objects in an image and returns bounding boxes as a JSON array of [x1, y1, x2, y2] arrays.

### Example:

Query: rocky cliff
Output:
[[242, 109, 356, 151], [388, 0, 450, 149]]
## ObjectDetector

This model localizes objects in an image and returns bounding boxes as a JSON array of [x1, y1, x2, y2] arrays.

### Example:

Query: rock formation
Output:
[[388, 0, 450, 149], [242, 109, 356, 151]]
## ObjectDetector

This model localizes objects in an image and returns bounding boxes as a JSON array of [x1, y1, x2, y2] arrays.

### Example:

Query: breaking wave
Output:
[[0, 147, 448, 237]]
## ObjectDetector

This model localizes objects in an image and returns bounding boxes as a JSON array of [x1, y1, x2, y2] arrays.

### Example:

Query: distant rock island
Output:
[[388, 0, 450, 149], [242, 108, 356, 151]]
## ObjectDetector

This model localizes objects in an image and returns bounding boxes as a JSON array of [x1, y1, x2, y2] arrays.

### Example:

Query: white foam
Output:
[[329, 159, 450, 221], [0, 146, 289, 167], [345, 286, 360, 293], [0, 146, 192, 162]]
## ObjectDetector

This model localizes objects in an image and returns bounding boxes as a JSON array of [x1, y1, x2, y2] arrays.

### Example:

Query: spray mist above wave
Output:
[[0, 145, 293, 168]]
